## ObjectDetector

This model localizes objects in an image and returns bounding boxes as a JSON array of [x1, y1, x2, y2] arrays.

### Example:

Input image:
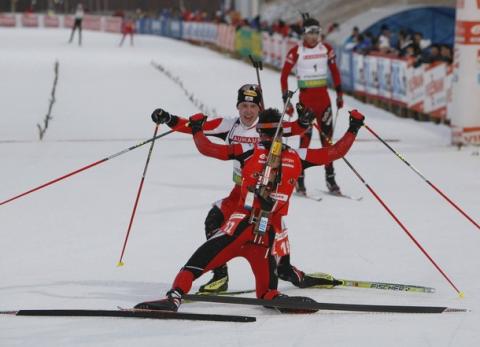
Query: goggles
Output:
[[304, 26, 321, 35]]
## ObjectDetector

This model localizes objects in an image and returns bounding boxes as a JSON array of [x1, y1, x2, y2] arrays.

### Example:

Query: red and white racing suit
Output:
[[280, 41, 342, 176], [166, 115, 306, 234], [169, 127, 357, 299]]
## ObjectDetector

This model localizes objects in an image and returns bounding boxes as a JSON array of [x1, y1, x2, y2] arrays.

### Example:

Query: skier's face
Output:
[[238, 102, 260, 127], [304, 32, 320, 46]]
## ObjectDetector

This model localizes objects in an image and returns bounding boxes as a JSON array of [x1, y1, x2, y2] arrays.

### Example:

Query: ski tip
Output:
[[444, 307, 469, 313], [458, 291, 465, 299], [116, 261, 125, 267]]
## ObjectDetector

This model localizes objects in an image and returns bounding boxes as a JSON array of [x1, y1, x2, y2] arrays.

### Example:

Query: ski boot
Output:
[[134, 289, 183, 312], [198, 265, 228, 294], [268, 293, 319, 314], [326, 173, 341, 195], [295, 175, 307, 196]]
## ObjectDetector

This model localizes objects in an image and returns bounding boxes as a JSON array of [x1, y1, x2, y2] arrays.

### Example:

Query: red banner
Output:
[[0, 14, 15, 27], [21, 14, 38, 27], [44, 15, 59, 28], [455, 20, 480, 45], [105, 17, 122, 33], [83, 15, 101, 31]]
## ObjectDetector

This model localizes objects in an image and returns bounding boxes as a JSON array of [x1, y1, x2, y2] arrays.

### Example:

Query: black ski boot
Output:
[[198, 265, 228, 293], [296, 175, 307, 196], [134, 289, 183, 312], [272, 294, 319, 314], [326, 173, 341, 194]]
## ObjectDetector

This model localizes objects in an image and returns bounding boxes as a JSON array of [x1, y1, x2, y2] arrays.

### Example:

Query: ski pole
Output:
[[248, 54, 265, 110], [364, 124, 479, 231], [316, 123, 463, 296], [332, 108, 340, 137], [0, 125, 184, 207], [117, 124, 160, 267]]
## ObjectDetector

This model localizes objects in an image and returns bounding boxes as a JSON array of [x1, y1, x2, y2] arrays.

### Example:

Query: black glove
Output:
[[296, 103, 315, 127], [255, 189, 275, 212], [151, 108, 171, 124], [348, 109, 365, 135], [188, 113, 208, 134]]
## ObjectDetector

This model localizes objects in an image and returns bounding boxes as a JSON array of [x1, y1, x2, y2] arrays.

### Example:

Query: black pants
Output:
[[69, 19, 82, 45]]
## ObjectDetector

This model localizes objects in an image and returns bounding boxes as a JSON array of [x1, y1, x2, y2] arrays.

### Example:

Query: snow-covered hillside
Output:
[[1, 28, 479, 347]]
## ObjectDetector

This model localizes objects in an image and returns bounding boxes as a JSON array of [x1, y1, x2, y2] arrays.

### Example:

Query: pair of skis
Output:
[[1, 292, 465, 324], [1, 278, 464, 322]]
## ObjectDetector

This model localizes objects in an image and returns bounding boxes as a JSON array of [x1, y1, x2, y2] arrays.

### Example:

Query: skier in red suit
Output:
[[135, 107, 365, 312], [280, 15, 344, 195], [150, 84, 314, 293]]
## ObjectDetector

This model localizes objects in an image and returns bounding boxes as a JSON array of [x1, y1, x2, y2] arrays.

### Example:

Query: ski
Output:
[[195, 289, 256, 296], [293, 192, 323, 201], [338, 278, 435, 293], [318, 190, 363, 201], [307, 272, 435, 293], [0, 309, 255, 323], [182, 294, 466, 314]]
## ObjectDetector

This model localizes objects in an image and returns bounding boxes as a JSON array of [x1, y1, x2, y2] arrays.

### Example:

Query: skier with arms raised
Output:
[[136, 107, 365, 312]]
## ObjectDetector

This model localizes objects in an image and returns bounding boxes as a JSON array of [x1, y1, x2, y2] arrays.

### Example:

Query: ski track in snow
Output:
[[1, 29, 479, 347]]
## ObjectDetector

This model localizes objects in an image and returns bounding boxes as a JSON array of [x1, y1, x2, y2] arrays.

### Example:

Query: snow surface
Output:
[[1, 29, 479, 347]]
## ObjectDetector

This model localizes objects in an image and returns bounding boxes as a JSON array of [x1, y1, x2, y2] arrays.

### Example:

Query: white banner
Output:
[[450, 0, 480, 144], [353, 53, 366, 94], [406, 64, 425, 112], [390, 58, 408, 105], [377, 56, 392, 99], [365, 55, 379, 97], [423, 63, 448, 119]]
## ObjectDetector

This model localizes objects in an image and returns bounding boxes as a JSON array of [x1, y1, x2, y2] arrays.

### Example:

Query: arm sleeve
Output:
[[325, 43, 342, 89], [280, 46, 299, 94], [298, 131, 356, 168], [192, 131, 245, 161], [168, 116, 225, 135], [282, 120, 308, 137]]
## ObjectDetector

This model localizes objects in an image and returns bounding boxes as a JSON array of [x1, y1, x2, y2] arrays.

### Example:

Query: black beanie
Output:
[[237, 84, 262, 107], [256, 108, 282, 137]]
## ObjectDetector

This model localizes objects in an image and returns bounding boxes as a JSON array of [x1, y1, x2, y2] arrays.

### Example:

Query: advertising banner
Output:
[[406, 64, 425, 112], [424, 63, 448, 119], [83, 15, 101, 31], [365, 55, 379, 97], [21, 14, 38, 27], [391, 58, 408, 105], [44, 15, 60, 28], [0, 13, 16, 27], [353, 53, 366, 94], [377, 56, 392, 100], [104, 17, 122, 33], [451, 0, 480, 144]]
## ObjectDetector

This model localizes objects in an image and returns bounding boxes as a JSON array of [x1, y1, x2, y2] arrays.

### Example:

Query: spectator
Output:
[[349, 26, 360, 42], [377, 24, 393, 53], [440, 45, 453, 64], [413, 32, 431, 51], [289, 18, 303, 37], [396, 29, 413, 56], [422, 44, 442, 64]]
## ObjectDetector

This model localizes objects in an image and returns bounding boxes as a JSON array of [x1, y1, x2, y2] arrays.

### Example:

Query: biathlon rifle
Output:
[[249, 90, 295, 243]]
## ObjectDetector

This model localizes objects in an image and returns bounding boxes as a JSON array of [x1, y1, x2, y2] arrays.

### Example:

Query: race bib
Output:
[[271, 230, 290, 257], [220, 213, 247, 236]]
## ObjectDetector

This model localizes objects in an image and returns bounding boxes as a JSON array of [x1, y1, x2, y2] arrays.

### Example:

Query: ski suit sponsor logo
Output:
[[270, 192, 288, 201], [230, 135, 258, 144], [304, 54, 326, 59]]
